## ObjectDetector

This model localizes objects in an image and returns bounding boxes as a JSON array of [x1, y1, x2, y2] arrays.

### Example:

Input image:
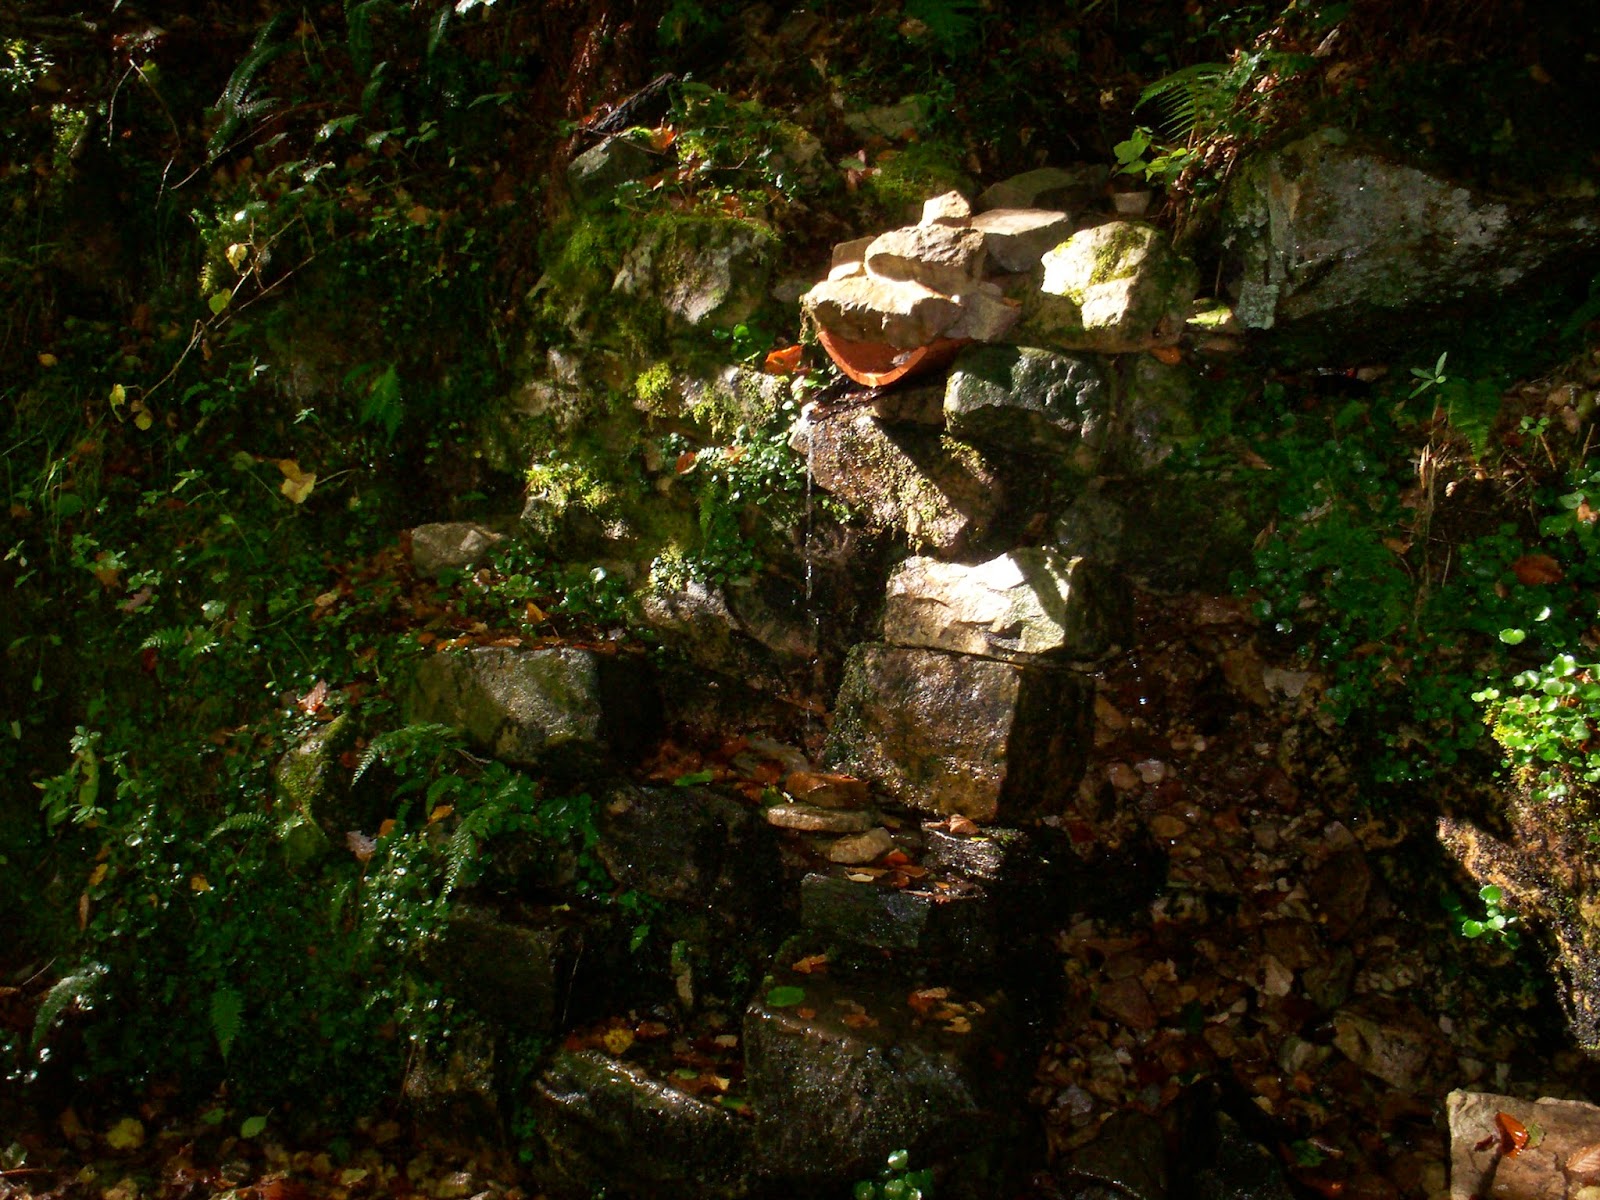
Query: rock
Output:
[[402, 1022, 500, 1147], [725, 573, 818, 663], [978, 166, 1108, 213], [566, 133, 659, 206], [944, 282, 1023, 342], [870, 382, 946, 426], [864, 224, 988, 295], [1022, 222, 1198, 353], [406, 647, 658, 774], [598, 783, 782, 908], [274, 712, 357, 847], [800, 274, 963, 348], [843, 96, 933, 140], [793, 407, 1009, 559], [638, 580, 789, 688], [409, 522, 505, 578], [824, 644, 1092, 822], [783, 771, 870, 808], [612, 217, 776, 330], [1188, 1110, 1294, 1200], [1117, 353, 1198, 472], [421, 903, 590, 1034], [1330, 1004, 1443, 1092], [825, 827, 895, 865], [764, 803, 876, 834], [921, 190, 973, 225], [944, 344, 1111, 466], [969, 209, 1074, 273], [881, 548, 1129, 662], [1223, 128, 1600, 358], [1064, 1112, 1168, 1200], [1095, 976, 1158, 1031], [829, 235, 874, 280], [800, 871, 996, 971], [744, 969, 1023, 1182], [1447, 1090, 1600, 1200], [921, 823, 1035, 884], [527, 1048, 756, 1200]]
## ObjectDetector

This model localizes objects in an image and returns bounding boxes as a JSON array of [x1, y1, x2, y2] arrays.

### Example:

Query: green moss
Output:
[[864, 140, 974, 223], [633, 363, 677, 417]]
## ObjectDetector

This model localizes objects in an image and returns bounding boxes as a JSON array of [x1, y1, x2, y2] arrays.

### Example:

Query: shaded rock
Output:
[[598, 783, 783, 908], [1448, 1089, 1600, 1200], [613, 217, 776, 330], [764, 803, 875, 834], [1187, 1111, 1293, 1200], [638, 580, 792, 689], [970, 209, 1074, 273], [944, 344, 1110, 466], [1022, 222, 1198, 353], [825, 827, 895, 865], [567, 134, 659, 206], [409, 521, 506, 578], [944, 282, 1023, 342], [921, 823, 1037, 886], [725, 573, 818, 663], [406, 647, 658, 774], [274, 712, 357, 847], [800, 871, 997, 973], [801, 274, 963, 348], [1094, 976, 1158, 1031], [1331, 1003, 1445, 1092], [882, 549, 1130, 662], [870, 382, 946, 427], [527, 1048, 756, 1200], [402, 1022, 500, 1147], [1116, 354, 1198, 473], [1223, 128, 1600, 358], [793, 407, 1009, 559], [1306, 844, 1370, 939], [865, 224, 988, 295], [978, 166, 1108, 213], [843, 96, 933, 140], [1064, 1112, 1167, 1200], [744, 969, 1023, 1182], [421, 903, 593, 1034], [824, 644, 1093, 822]]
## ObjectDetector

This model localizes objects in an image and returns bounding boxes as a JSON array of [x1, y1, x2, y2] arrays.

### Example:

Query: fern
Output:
[[208, 812, 272, 840], [441, 820, 479, 894], [1441, 377, 1503, 459], [352, 722, 459, 783], [208, 17, 287, 161], [904, 0, 980, 57], [31, 964, 106, 1053], [1136, 62, 1231, 141], [210, 986, 244, 1060], [360, 364, 405, 442]]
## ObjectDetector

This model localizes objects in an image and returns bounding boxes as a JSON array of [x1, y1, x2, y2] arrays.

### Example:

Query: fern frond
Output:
[[31, 964, 106, 1053], [140, 626, 195, 652], [208, 17, 287, 160], [441, 822, 478, 894], [210, 985, 243, 1060], [208, 812, 272, 841], [1136, 62, 1230, 141], [352, 722, 460, 782]]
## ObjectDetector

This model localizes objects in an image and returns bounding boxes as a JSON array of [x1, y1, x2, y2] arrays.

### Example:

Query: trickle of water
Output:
[[800, 404, 823, 742]]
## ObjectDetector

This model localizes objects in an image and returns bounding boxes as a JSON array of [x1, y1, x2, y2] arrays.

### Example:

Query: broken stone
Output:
[[1448, 1090, 1600, 1200], [566, 133, 659, 206], [1022, 221, 1199, 353], [824, 644, 1092, 822], [921, 190, 973, 225], [969, 208, 1074, 273], [406, 647, 658, 774], [863, 224, 988, 296], [978, 165, 1108, 213], [800, 275, 963, 348], [799, 871, 995, 969], [881, 548, 1130, 662], [764, 803, 876, 834], [944, 344, 1111, 465], [792, 406, 1008, 558], [943, 282, 1022, 342], [825, 827, 895, 865], [613, 217, 776, 330], [409, 522, 505, 578]]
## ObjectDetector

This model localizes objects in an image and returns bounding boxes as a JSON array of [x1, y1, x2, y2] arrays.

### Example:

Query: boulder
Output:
[[1223, 128, 1600, 356], [864, 224, 988, 295], [824, 644, 1092, 822], [978, 165, 1107, 213], [613, 217, 776, 330], [421, 903, 591, 1034], [1116, 353, 1199, 472], [793, 407, 1009, 559], [800, 871, 997, 973], [1448, 1089, 1600, 1200], [801, 274, 963, 348], [409, 521, 505, 578], [1022, 222, 1198, 353], [969, 208, 1074, 273], [944, 344, 1110, 466], [406, 646, 658, 774], [920, 190, 973, 225], [882, 549, 1129, 662], [527, 1048, 756, 1200], [402, 1022, 501, 1147], [567, 134, 660, 206], [944, 282, 1022, 342], [598, 783, 783, 909]]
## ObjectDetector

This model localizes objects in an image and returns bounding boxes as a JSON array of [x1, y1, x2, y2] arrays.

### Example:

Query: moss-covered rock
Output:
[[1019, 221, 1197, 353]]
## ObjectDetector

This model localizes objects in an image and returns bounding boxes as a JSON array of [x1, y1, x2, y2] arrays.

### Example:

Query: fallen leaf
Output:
[[791, 954, 830, 975], [427, 804, 454, 824], [104, 1117, 145, 1151], [763, 345, 803, 375], [1496, 1111, 1530, 1157], [297, 679, 329, 714], [345, 831, 376, 861], [276, 459, 317, 504], [796, 1007, 816, 1019], [675, 450, 699, 474], [635, 1020, 671, 1039], [189, 874, 211, 893], [600, 1027, 635, 1055], [1149, 345, 1182, 365], [38, 352, 58, 367], [907, 987, 949, 1017], [1511, 554, 1563, 586], [840, 1012, 878, 1030], [88, 863, 108, 888], [946, 814, 979, 836], [377, 818, 396, 838], [944, 1016, 972, 1034]]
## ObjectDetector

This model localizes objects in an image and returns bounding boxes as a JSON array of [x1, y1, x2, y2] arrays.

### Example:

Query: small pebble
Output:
[[826, 827, 895, 865], [764, 803, 874, 834]]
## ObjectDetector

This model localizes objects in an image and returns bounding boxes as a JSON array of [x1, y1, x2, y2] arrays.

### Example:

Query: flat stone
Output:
[[978, 165, 1107, 212], [1448, 1090, 1600, 1200], [783, 770, 871, 808], [799, 871, 995, 969], [882, 548, 1130, 662], [864, 224, 988, 296], [1021, 221, 1198, 353], [598, 783, 783, 907], [824, 827, 895, 865], [824, 644, 1092, 822], [409, 522, 505, 578], [406, 647, 659, 774], [920, 190, 973, 225], [764, 803, 875, 833], [801, 275, 962, 348], [792, 407, 1008, 558], [969, 208, 1074, 273], [944, 344, 1111, 466], [943, 282, 1022, 342]]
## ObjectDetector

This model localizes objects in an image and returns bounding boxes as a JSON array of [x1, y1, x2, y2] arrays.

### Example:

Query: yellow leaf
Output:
[[600, 1027, 635, 1055], [189, 874, 211, 893], [427, 805, 454, 824], [38, 352, 58, 367], [276, 459, 317, 504], [88, 863, 108, 888], [225, 243, 250, 271], [104, 1117, 145, 1151], [109, 383, 126, 413], [134, 409, 153, 432], [208, 290, 231, 315]]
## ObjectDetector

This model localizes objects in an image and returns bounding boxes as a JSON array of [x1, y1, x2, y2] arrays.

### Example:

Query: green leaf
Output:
[[1500, 628, 1527, 645], [208, 290, 232, 315], [210, 985, 243, 1059], [673, 769, 715, 787], [765, 985, 805, 1007], [1461, 919, 1485, 938], [239, 1115, 267, 1138], [1480, 884, 1504, 905]]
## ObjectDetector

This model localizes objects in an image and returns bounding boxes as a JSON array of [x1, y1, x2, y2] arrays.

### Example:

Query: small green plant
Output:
[[1450, 884, 1522, 948], [1475, 654, 1600, 805], [853, 1149, 933, 1200], [1113, 126, 1198, 188]]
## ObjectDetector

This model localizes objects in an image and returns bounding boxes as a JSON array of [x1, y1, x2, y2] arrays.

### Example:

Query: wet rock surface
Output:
[[943, 344, 1111, 465]]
